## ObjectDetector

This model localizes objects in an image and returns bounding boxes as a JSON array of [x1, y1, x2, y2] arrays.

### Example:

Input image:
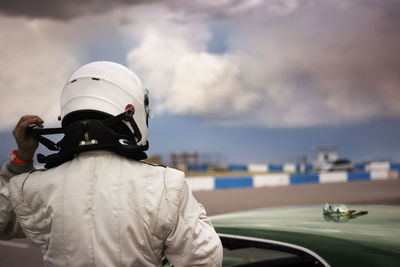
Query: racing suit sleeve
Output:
[[0, 160, 34, 240], [164, 180, 223, 267]]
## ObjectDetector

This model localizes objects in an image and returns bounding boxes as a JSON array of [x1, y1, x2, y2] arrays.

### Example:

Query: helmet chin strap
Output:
[[27, 110, 148, 169]]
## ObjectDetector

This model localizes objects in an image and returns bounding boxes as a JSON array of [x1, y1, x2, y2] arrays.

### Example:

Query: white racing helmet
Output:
[[60, 61, 150, 146]]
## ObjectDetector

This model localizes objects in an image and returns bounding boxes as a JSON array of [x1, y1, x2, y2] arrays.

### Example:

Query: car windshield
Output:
[[223, 246, 298, 266], [220, 234, 326, 267]]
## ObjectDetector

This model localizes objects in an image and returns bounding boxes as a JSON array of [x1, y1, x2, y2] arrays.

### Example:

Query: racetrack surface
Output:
[[1, 179, 400, 267], [194, 179, 400, 215]]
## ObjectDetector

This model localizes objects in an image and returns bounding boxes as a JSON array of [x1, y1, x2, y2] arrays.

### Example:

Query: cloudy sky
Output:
[[1, 0, 399, 164]]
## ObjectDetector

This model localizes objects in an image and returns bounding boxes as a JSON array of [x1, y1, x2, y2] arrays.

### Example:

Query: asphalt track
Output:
[[194, 179, 400, 215], [1, 179, 399, 267]]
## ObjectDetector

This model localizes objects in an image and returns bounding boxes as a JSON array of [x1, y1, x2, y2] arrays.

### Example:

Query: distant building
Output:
[[145, 154, 162, 165], [316, 146, 339, 164], [170, 152, 199, 172], [313, 146, 357, 172]]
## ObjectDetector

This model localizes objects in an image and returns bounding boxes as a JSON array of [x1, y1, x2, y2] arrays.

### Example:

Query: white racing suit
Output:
[[0, 150, 222, 266]]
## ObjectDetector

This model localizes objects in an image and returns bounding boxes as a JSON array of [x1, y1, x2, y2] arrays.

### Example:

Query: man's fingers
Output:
[[16, 115, 40, 125], [15, 116, 44, 130], [13, 115, 44, 138], [20, 119, 43, 129], [11, 115, 44, 161]]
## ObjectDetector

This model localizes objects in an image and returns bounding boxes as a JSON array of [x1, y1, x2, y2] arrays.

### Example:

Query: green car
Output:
[[211, 205, 400, 267]]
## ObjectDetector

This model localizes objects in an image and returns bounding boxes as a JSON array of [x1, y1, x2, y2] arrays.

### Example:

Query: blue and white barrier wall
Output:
[[189, 163, 314, 172], [188, 161, 400, 173], [187, 171, 399, 191]]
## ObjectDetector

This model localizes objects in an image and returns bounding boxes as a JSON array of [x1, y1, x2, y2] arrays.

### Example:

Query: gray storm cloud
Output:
[[0, 0, 399, 130], [0, 16, 81, 129], [127, 0, 400, 127], [0, 0, 305, 20], [0, 0, 157, 19]]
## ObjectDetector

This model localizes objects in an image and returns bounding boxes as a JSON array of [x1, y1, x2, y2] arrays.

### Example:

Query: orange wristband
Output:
[[8, 150, 33, 164]]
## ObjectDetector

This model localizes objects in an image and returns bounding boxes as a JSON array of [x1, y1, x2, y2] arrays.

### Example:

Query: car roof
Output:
[[212, 205, 400, 267]]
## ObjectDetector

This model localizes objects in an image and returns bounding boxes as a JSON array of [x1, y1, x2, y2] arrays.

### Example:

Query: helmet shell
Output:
[[60, 61, 149, 146]]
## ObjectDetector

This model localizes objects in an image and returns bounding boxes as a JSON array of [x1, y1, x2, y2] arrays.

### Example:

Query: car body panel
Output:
[[212, 205, 400, 267]]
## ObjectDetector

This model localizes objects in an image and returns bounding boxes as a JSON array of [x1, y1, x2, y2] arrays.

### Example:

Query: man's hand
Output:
[[12, 115, 44, 162]]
